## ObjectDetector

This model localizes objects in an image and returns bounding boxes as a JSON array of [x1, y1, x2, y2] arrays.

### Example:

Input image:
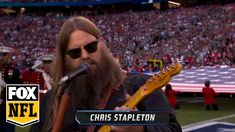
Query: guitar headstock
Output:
[[141, 63, 182, 95]]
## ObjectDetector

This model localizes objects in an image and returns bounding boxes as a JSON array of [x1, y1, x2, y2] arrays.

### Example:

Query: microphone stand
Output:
[[52, 82, 71, 132], [51, 62, 90, 131]]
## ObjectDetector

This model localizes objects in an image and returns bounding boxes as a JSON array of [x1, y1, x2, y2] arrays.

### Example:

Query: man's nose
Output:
[[80, 48, 89, 59]]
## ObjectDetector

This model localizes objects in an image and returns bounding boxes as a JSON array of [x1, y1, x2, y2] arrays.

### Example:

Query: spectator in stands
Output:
[[0, 3, 235, 69], [165, 84, 180, 110], [202, 80, 219, 110]]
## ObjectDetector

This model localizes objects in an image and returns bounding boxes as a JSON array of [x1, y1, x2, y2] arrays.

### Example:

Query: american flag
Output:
[[168, 68, 235, 93]]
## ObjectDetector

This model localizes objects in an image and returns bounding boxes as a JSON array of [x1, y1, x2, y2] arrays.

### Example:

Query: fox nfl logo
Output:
[[6, 84, 39, 127]]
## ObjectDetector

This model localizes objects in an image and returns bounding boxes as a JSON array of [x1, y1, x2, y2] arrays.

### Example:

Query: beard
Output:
[[66, 48, 122, 109]]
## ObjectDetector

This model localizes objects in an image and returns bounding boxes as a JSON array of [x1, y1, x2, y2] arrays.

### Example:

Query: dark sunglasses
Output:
[[42, 60, 53, 64], [0, 52, 8, 56], [67, 40, 98, 59]]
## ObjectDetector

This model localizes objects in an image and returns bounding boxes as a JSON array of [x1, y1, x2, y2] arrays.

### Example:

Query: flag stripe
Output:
[[168, 68, 235, 93]]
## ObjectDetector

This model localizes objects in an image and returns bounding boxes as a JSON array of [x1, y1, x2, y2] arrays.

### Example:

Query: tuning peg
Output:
[[166, 67, 170, 71], [155, 72, 159, 75], [165, 66, 169, 70], [152, 75, 156, 79], [157, 73, 161, 77], [148, 79, 158, 85]]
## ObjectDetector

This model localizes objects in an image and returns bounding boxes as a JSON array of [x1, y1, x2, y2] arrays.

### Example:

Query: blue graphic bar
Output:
[[75, 110, 169, 125]]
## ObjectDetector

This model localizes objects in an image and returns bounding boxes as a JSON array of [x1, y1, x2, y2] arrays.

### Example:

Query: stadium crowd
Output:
[[0, 3, 235, 72]]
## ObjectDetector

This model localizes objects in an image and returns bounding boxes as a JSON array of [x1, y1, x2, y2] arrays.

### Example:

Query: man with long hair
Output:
[[30, 16, 181, 132]]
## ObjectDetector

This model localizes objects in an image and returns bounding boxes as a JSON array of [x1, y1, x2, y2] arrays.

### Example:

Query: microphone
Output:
[[59, 62, 91, 85]]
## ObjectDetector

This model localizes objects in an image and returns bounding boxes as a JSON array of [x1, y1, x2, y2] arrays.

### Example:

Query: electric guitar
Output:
[[98, 63, 182, 132]]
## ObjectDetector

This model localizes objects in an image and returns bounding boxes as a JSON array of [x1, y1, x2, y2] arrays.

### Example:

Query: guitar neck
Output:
[[123, 87, 145, 109]]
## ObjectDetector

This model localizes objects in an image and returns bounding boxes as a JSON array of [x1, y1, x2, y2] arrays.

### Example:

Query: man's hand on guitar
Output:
[[110, 94, 144, 132]]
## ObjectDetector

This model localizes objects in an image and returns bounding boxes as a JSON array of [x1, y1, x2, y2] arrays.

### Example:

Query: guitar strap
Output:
[[86, 70, 126, 132], [86, 83, 117, 132]]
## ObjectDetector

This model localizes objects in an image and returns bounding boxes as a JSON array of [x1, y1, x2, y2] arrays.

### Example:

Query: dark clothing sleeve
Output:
[[12, 68, 22, 84], [142, 89, 181, 132], [125, 73, 182, 132], [30, 90, 52, 132]]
